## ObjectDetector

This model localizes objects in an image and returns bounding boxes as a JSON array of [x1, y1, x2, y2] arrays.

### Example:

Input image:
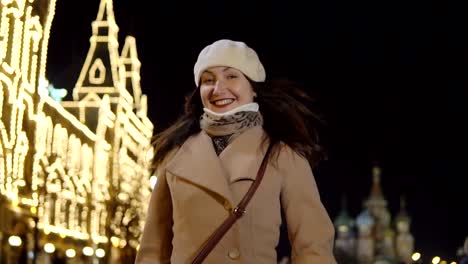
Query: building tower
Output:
[[334, 195, 356, 258], [356, 208, 375, 263], [364, 165, 394, 260], [395, 196, 414, 264]]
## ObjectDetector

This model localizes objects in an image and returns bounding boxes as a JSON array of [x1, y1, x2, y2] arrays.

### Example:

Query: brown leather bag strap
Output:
[[191, 143, 274, 264]]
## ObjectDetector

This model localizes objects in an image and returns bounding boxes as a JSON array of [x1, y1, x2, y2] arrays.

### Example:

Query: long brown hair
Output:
[[150, 78, 326, 171]]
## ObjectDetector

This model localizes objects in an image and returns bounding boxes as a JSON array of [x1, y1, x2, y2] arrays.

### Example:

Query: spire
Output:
[[364, 164, 388, 212], [370, 165, 383, 198], [119, 36, 142, 109], [334, 194, 354, 230], [73, 0, 121, 102], [93, 0, 118, 39], [341, 194, 348, 210], [96, 0, 115, 22], [400, 196, 406, 211], [396, 195, 410, 222]]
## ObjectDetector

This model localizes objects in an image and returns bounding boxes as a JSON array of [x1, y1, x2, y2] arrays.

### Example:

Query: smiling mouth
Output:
[[211, 98, 235, 106]]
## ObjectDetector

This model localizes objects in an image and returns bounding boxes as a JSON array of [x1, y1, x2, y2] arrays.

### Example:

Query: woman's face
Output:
[[199, 66, 256, 113]]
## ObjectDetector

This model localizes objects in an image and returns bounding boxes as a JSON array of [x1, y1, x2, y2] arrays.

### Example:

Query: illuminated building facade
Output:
[[0, 0, 154, 263]]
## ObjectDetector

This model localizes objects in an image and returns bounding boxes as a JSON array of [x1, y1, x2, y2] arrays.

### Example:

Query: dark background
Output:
[[45, 0, 467, 261]]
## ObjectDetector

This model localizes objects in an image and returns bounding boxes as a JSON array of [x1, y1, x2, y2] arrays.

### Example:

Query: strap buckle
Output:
[[232, 207, 246, 217]]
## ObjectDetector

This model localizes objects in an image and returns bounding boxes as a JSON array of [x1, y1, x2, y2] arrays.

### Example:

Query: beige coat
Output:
[[135, 126, 337, 264]]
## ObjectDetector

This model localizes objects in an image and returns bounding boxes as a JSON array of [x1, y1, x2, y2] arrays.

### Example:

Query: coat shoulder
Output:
[[154, 146, 181, 175], [276, 142, 309, 167]]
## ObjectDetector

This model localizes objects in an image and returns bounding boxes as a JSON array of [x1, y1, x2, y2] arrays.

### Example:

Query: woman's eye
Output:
[[227, 74, 238, 79], [202, 79, 214, 84]]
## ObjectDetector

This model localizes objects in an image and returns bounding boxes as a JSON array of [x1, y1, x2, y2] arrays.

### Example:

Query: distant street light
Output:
[[412, 252, 422, 262], [65, 249, 76, 258], [95, 248, 106, 258], [44, 243, 55, 253], [8, 236, 22, 247], [432, 256, 441, 264], [83, 246, 94, 256]]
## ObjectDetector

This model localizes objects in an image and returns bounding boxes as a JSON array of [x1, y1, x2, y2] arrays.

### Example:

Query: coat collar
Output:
[[165, 126, 268, 205]]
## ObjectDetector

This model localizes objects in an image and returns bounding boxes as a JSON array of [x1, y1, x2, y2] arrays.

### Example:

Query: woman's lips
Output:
[[211, 98, 235, 106]]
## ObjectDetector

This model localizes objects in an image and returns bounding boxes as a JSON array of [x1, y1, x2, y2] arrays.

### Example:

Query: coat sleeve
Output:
[[280, 149, 337, 264], [134, 166, 173, 264]]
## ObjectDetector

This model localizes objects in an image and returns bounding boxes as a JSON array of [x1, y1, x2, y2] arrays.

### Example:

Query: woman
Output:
[[135, 39, 336, 264]]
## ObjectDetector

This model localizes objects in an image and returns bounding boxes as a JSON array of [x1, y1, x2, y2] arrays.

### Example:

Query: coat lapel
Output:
[[220, 126, 269, 184], [165, 131, 234, 204], [165, 126, 269, 206]]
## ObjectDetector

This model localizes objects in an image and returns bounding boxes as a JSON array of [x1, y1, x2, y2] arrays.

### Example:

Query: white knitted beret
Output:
[[193, 39, 266, 87]]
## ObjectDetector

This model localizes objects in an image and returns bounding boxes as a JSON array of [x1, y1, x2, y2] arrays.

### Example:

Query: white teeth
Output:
[[213, 99, 234, 106]]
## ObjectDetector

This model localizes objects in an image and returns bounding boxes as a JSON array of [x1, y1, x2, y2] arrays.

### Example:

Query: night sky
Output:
[[45, 0, 467, 261]]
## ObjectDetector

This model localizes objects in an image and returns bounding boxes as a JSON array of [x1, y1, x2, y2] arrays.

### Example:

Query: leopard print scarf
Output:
[[200, 104, 263, 155]]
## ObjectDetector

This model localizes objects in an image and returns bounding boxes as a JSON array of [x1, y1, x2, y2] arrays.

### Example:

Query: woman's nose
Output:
[[213, 80, 225, 93]]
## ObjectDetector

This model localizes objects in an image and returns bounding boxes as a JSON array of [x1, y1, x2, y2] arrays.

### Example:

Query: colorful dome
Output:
[[356, 209, 374, 227], [334, 209, 354, 229]]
